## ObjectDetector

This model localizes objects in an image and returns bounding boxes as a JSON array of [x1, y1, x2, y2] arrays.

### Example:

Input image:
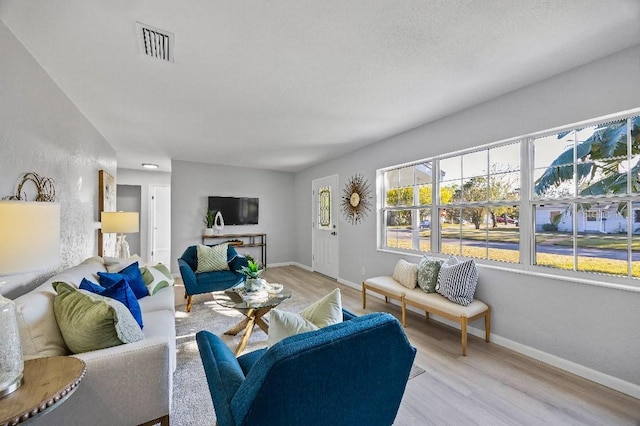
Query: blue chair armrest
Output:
[[229, 254, 249, 273], [196, 330, 246, 426], [342, 308, 357, 321], [178, 258, 197, 293]]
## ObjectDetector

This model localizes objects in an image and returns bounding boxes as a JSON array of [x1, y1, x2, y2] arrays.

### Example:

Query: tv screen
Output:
[[208, 196, 259, 225]]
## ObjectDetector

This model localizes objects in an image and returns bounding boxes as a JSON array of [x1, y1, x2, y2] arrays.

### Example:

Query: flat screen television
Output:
[[208, 196, 259, 225]]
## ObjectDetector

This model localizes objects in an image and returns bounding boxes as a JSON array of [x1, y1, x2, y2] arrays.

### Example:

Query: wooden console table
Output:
[[0, 356, 86, 425], [202, 233, 267, 266]]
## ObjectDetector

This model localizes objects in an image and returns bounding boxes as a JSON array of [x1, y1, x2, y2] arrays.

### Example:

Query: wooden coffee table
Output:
[[214, 285, 291, 355], [0, 356, 86, 425]]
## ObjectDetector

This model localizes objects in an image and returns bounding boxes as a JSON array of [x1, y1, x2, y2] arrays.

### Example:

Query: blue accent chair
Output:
[[196, 309, 417, 426], [178, 244, 249, 312]]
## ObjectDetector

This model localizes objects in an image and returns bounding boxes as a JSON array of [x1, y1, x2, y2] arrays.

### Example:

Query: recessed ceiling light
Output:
[[142, 163, 159, 169]]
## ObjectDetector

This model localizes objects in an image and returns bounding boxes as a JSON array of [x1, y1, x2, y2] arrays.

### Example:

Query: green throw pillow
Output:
[[52, 281, 144, 354], [195, 243, 230, 273], [141, 263, 175, 295], [417, 256, 444, 293]]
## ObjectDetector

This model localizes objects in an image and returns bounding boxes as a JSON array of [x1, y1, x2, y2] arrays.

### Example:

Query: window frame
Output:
[[377, 109, 640, 286]]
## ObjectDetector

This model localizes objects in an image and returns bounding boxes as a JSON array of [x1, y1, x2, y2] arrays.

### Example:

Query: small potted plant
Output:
[[237, 260, 265, 291], [203, 209, 215, 236]]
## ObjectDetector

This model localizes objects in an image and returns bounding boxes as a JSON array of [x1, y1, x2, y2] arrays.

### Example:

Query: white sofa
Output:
[[13, 256, 176, 426]]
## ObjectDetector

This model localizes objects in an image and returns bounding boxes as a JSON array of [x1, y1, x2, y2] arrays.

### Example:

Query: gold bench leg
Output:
[[362, 282, 367, 309], [425, 311, 430, 321], [401, 295, 406, 327], [186, 295, 193, 313], [461, 316, 468, 356], [485, 308, 491, 343]]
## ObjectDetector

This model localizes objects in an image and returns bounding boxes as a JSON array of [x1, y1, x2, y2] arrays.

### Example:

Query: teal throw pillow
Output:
[[417, 256, 444, 293], [52, 282, 144, 354]]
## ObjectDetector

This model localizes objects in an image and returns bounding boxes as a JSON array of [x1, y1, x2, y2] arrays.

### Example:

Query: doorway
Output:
[[312, 175, 339, 279], [150, 185, 171, 266], [116, 184, 142, 257]]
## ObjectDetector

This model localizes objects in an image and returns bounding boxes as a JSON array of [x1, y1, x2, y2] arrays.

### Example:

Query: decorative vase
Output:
[[0, 293, 23, 398], [214, 211, 224, 232], [245, 278, 263, 292], [204, 228, 214, 236]]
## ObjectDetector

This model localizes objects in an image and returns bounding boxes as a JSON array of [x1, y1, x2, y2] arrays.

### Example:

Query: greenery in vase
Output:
[[203, 209, 215, 228], [237, 260, 264, 279]]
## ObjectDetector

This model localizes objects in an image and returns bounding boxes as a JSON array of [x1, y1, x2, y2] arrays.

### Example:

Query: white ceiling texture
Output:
[[1, 1, 639, 172]]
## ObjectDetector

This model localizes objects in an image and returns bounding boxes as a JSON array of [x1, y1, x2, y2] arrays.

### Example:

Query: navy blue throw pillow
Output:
[[79, 278, 105, 294], [98, 261, 149, 299], [82, 277, 143, 329]]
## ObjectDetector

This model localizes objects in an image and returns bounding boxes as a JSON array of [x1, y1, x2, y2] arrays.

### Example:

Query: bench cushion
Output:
[[363, 276, 406, 298], [405, 289, 488, 318]]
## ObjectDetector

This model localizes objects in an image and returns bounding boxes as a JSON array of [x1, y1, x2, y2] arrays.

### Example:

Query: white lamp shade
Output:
[[101, 211, 139, 234], [0, 201, 60, 275]]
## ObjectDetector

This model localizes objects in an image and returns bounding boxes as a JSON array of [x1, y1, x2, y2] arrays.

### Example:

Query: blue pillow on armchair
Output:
[[80, 278, 143, 329], [98, 261, 149, 299]]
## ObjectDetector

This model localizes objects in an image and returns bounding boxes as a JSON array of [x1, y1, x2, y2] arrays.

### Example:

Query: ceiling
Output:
[[1, 1, 639, 173]]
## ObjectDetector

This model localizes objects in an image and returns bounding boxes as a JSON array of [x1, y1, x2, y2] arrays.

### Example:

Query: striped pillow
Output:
[[436, 257, 478, 306], [392, 259, 418, 289], [195, 243, 230, 273]]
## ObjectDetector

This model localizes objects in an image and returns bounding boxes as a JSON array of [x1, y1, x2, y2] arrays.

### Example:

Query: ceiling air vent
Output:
[[136, 22, 174, 63]]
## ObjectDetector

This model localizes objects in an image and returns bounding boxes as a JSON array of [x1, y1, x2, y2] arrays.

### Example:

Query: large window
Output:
[[379, 112, 640, 281]]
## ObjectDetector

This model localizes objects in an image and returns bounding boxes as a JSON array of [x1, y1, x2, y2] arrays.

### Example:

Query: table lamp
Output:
[[0, 201, 60, 398], [101, 211, 139, 258]]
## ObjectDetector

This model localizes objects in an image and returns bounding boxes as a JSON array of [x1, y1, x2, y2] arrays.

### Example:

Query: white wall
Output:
[[293, 44, 640, 392], [117, 168, 171, 263], [171, 160, 295, 272], [0, 21, 116, 298]]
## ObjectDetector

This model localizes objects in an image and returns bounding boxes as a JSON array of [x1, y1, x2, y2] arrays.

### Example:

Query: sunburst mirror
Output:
[[341, 174, 372, 224]]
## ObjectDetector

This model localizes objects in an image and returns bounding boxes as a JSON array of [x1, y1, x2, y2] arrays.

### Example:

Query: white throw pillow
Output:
[[392, 259, 418, 289], [195, 243, 230, 273], [267, 288, 343, 347], [267, 309, 319, 347]]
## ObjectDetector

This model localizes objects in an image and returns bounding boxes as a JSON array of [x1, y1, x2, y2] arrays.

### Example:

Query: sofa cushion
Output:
[[104, 254, 144, 273], [392, 259, 418, 289], [417, 256, 444, 293], [363, 276, 406, 298], [53, 281, 144, 354], [137, 285, 175, 313], [80, 278, 144, 329], [436, 257, 479, 306], [196, 243, 230, 273], [141, 263, 175, 295], [98, 261, 149, 299], [267, 289, 342, 347], [15, 285, 69, 359]]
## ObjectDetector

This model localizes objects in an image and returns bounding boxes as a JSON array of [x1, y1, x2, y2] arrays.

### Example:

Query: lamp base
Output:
[[115, 234, 130, 259], [0, 373, 23, 398]]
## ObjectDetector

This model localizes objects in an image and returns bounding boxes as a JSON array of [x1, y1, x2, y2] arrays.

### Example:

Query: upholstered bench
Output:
[[363, 275, 490, 356]]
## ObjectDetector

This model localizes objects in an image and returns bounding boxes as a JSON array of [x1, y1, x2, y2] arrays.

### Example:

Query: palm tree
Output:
[[534, 116, 640, 214]]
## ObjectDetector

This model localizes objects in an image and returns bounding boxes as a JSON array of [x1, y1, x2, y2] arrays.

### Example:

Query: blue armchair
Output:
[[178, 244, 249, 312], [196, 310, 417, 426]]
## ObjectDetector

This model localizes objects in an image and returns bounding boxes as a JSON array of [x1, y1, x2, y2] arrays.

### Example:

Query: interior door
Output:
[[312, 175, 339, 279], [150, 185, 171, 266]]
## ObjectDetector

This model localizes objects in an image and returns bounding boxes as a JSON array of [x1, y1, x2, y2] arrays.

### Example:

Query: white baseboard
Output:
[[343, 274, 640, 400]]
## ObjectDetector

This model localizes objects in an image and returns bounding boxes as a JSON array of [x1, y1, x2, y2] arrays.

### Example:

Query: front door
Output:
[[312, 175, 339, 279]]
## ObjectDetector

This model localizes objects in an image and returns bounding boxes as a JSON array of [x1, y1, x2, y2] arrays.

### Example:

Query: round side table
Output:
[[0, 356, 86, 426]]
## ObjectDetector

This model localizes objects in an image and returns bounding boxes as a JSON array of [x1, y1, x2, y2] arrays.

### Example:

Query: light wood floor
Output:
[[177, 265, 640, 425]]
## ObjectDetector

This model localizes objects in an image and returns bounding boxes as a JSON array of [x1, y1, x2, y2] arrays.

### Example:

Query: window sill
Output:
[[377, 247, 640, 294]]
